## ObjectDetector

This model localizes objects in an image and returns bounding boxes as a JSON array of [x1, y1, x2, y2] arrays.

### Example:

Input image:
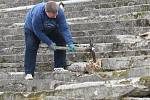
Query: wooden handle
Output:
[[55, 46, 89, 51]]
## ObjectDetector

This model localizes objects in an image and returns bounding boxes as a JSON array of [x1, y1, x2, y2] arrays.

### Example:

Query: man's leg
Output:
[[24, 28, 40, 76], [47, 30, 67, 69]]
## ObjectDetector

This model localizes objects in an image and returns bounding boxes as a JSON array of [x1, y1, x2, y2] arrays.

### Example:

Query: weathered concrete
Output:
[[0, 79, 65, 92], [1, 4, 150, 19], [1, 41, 150, 54], [65, 0, 150, 12], [1, 27, 150, 37], [123, 97, 150, 100], [0, 35, 145, 45], [5, 18, 150, 31], [98, 66, 150, 80], [65, 4, 150, 18]]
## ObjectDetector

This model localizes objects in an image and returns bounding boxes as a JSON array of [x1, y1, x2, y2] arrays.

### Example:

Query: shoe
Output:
[[54, 68, 68, 72], [25, 74, 33, 80]]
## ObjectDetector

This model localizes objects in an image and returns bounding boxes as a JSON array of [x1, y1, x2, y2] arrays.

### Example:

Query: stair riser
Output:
[[0, 35, 144, 47], [65, 0, 150, 12], [1, 40, 149, 54], [66, 4, 150, 18], [1, 11, 150, 25], [2, 0, 149, 9], [1, 4, 150, 19], [1, 52, 150, 69], [1, 45, 150, 58], [0, 27, 150, 37], [2, 18, 150, 31]]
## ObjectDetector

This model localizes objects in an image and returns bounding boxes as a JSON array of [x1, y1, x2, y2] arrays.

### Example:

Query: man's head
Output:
[[45, 1, 58, 18]]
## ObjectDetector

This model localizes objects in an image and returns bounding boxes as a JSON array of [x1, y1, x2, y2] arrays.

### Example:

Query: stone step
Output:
[[0, 62, 54, 72], [0, 71, 102, 82], [0, 64, 150, 82], [1, 41, 150, 54], [1, 10, 150, 25], [0, 76, 149, 99], [0, 0, 92, 9], [65, 0, 150, 12], [0, 27, 150, 37], [52, 77, 150, 99], [66, 4, 150, 18], [1, 4, 150, 19], [1, 0, 148, 10], [0, 35, 145, 48], [46, 96, 85, 100], [68, 11, 150, 23], [1, 43, 150, 59], [1, 53, 150, 70], [98, 66, 150, 81], [0, 79, 70, 92], [69, 18, 150, 31], [123, 97, 150, 100], [0, 50, 150, 71], [68, 55, 150, 71], [5, 18, 150, 31]]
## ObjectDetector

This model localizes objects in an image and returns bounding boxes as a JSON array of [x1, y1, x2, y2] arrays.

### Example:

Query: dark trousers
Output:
[[24, 28, 66, 76]]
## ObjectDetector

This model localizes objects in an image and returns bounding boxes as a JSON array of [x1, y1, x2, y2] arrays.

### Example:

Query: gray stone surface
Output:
[[0, 0, 150, 99], [55, 82, 135, 99], [0, 27, 150, 37]]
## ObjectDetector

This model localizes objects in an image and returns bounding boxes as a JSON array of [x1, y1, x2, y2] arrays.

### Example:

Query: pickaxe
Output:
[[54, 42, 96, 63]]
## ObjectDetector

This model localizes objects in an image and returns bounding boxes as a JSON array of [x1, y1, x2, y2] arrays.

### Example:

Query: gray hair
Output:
[[45, 1, 58, 13]]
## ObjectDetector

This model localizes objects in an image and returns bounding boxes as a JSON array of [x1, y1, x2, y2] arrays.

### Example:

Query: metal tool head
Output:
[[89, 39, 96, 63]]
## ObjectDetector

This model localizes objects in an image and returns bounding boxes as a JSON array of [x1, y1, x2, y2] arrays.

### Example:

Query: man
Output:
[[24, 1, 75, 80]]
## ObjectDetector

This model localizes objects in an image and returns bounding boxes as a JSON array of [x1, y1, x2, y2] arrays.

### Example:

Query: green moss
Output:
[[119, 80, 131, 84], [112, 70, 129, 78], [139, 76, 150, 86], [120, 11, 146, 20], [98, 72, 110, 80], [141, 5, 150, 11], [0, 58, 7, 63]]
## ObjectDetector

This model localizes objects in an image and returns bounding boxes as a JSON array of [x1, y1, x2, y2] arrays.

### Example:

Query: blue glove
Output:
[[67, 44, 76, 52], [49, 42, 56, 51]]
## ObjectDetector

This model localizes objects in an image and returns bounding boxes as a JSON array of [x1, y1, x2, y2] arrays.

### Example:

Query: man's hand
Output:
[[49, 42, 56, 51], [67, 44, 76, 52]]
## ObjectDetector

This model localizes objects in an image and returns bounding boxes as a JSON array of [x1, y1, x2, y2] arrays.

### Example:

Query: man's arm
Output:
[[56, 8, 73, 45], [32, 13, 53, 46]]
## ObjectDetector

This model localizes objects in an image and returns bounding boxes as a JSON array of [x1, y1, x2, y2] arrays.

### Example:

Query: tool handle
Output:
[[55, 46, 88, 51]]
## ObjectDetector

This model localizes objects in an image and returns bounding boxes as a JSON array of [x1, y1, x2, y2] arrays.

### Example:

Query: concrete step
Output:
[[2, 0, 148, 10], [50, 77, 150, 99], [98, 66, 150, 80], [0, 27, 150, 37], [5, 18, 150, 31], [66, 4, 150, 18], [0, 35, 146, 43], [0, 65, 150, 81], [0, 35, 145, 48], [1, 43, 150, 59], [0, 40, 149, 52], [1, 41, 150, 54], [123, 97, 150, 100], [1, 10, 150, 25], [0, 71, 102, 82], [0, 79, 71, 92], [1, 4, 150, 19], [65, 0, 150, 12], [69, 18, 150, 31], [1, 48, 150, 71], [0, 62, 54, 72], [68, 11, 150, 23], [0, 76, 149, 99], [1, 53, 150, 70]]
